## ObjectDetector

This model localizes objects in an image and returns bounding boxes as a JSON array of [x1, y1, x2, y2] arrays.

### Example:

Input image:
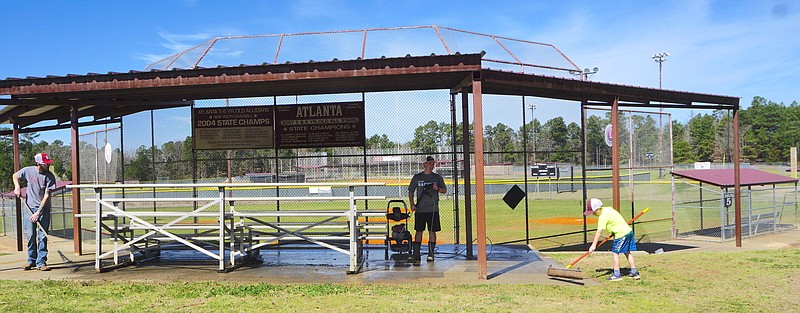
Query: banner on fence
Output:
[[193, 106, 274, 150], [275, 101, 365, 149]]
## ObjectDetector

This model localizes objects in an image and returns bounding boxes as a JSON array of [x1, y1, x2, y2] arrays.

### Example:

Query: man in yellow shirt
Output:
[[585, 198, 640, 281]]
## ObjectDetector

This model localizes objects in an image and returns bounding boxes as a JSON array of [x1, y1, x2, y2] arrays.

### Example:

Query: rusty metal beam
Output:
[[12, 121, 22, 251], [0, 118, 121, 136], [70, 105, 82, 254], [1, 65, 480, 98], [472, 71, 487, 280], [481, 70, 739, 108], [461, 87, 473, 259], [0, 54, 484, 95], [612, 97, 620, 211], [450, 74, 475, 95], [733, 108, 742, 247]]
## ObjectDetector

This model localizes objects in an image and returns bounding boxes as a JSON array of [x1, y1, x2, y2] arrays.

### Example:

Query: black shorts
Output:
[[414, 211, 441, 232]]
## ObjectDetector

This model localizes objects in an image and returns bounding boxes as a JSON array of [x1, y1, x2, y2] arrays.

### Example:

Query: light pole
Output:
[[527, 103, 540, 199], [652, 52, 669, 178], [527, 103, 537, 163], [651, 52, 670, 89]]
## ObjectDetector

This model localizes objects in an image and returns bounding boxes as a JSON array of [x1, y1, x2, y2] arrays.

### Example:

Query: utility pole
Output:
[[652, 52, 670, 177]]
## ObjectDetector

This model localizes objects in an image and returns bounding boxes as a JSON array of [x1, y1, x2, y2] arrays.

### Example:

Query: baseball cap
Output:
[[34, 153, 53, 165], [425, 156, 435, 162], [584, 198, 602, 216]]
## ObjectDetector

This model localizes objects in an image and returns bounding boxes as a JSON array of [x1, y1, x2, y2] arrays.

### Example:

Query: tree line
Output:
[[1, 96, 797, 190]]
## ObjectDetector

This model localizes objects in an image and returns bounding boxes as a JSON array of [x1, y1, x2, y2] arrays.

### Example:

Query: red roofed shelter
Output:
[[671, 169, 798, 241]]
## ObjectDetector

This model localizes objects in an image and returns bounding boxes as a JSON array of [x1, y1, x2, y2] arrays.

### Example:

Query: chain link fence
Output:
[[674, 177, 798, 242], [14, 91, 789, 253], [79, 126, 122, 184], [90, 92, 681, 251], [1, 188, 73, 240]]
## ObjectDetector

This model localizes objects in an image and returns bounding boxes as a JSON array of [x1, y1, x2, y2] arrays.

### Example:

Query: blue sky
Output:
[[2, 0, 799, 148]]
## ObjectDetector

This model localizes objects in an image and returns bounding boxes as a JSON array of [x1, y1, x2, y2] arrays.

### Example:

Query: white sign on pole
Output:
[[603, 124, 613, 147], [694, 162, 711, 169], [104, 142, 113, 164]]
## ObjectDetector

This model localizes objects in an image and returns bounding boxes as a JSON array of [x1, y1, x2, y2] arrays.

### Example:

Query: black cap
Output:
[[425, 156, 435, 162]]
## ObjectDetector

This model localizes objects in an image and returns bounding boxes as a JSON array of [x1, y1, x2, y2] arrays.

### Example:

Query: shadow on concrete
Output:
[[538, 242, 702, 254]]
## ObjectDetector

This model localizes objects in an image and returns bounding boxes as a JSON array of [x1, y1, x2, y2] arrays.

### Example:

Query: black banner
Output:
[[193, 106, 273, 150], [275, 101, 365, 149]]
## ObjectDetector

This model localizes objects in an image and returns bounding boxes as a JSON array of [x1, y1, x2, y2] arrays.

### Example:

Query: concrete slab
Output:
[[2, 229, 797, 285], [0, 236, 596, 285]]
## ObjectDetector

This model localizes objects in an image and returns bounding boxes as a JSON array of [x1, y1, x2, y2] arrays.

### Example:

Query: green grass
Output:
[[0, 248, 797, 312]]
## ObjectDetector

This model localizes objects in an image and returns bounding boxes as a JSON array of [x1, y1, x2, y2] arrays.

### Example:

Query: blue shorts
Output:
[[612, 231, 637, 254]]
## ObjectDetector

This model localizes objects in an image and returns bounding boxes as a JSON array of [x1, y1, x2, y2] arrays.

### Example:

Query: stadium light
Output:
[[651, 52, 670, 89], [570, 67, 599, 80]]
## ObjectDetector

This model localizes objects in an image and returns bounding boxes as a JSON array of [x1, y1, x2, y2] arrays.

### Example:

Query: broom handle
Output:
[[566, 207, 650, 269]]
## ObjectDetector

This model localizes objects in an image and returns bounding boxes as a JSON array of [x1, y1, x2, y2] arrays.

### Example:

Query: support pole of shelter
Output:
[[71, 105, 83, 254], [12, 121, 22, 251], [611, 97, 620, 210], [450, 93, 460, 245], [580, 101, 588, 243], [461, 86, 474, 258], [791, 147, 797, 179], [472, 72, 487, 280], [733, 108, 742, 247]]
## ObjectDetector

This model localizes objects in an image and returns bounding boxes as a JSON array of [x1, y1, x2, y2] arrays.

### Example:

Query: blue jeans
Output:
[[22, 206, 49, 267]]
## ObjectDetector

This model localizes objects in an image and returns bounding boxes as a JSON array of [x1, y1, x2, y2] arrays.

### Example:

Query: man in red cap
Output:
[[12, 153, 57, 271]]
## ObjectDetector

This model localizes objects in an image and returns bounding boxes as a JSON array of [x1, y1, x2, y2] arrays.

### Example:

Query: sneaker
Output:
[[608, 274, 623, 281], [427, 255, 435, 262], [24, 263, 36, 271], [37, 265, 51, 271], [627, 272, 640, 280]]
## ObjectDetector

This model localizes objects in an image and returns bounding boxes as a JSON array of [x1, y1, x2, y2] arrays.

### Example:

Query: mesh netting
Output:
[[79, 126, 122, 183]]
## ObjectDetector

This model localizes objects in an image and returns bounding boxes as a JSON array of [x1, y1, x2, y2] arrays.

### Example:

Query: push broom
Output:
[[547, 207, 649, 280]]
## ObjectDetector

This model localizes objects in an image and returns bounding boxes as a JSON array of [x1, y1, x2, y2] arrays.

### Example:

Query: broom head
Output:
[[546, 265, 584, 280]]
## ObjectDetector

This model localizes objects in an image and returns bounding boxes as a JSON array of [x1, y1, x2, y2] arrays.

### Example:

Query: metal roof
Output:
[[0, 53, 482, 128], [671, 169, 798, 187], [0, 53, 739, 130]]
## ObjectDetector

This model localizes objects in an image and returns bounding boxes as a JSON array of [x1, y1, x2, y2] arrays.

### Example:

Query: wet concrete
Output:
[[0, 237, 597, 285], [1, 229, 797, 285]]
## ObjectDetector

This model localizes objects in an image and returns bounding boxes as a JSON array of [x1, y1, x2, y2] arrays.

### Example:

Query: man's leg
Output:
[[412, 231, 423, 262], [626, 252, 636, 269], [414, 231, 423, 243], [427, 231, 437, 262], [36, 214, 50, 268], [412, 213, 431, 262], [427, 211, 440, 262], [610, 253, 622, 280], [626, 252, 639, 278], [21, 208, 37, 267]]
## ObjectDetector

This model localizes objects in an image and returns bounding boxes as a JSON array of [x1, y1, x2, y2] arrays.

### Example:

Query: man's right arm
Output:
[[408, 191, 416, 212], [408, 175, 416, 211], [588, 229, 602, 252], [12, 171, 21, 197]]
